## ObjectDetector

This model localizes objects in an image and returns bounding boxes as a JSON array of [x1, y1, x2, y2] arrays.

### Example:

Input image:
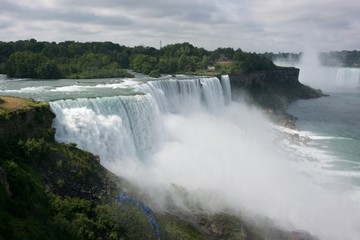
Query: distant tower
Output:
[[159, 40, 162, 49]]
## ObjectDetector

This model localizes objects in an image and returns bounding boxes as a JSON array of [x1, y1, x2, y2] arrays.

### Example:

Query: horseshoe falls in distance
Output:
[[46, 74, 360, 240]]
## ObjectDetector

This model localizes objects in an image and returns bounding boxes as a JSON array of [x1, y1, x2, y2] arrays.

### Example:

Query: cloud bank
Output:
[[0, 0, 359, 53]]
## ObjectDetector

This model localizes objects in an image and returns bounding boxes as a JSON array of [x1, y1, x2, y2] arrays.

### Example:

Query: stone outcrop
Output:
[[229, 67, 301, 89], [0, 100, 55, 141], [228, 67, 322, 127], [229, 67, 322, 111]]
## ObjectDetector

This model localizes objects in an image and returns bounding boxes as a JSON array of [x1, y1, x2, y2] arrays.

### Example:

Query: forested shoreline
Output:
[[0, 39, 276, 79], [1, 39, 359, 80]]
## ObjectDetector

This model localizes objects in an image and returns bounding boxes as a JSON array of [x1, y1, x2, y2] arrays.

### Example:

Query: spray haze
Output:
[[51, 77, 360, 240], [299, 52, 360, 91], [275, 47, 360, 92]]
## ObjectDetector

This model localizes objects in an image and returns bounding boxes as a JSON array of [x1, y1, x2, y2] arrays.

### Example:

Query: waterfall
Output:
[[47, 74, 360, 240], [335, 68, 360, 87], [50, 76, 229, 165], [50, 94, 163, 163], [143, 78, 202, 113], [200, 77, 225, 111], [299, 66, 360, 91], [138, 77, 225, 113], [220, 75, 232, 105]]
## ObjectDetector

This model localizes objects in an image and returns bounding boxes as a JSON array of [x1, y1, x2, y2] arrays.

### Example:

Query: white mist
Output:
[[51, 77, 360, 240], [276, 48, 360, 91], [114, 102, 360, 240]]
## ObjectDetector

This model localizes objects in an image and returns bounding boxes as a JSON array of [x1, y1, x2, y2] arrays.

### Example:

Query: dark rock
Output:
[[288, 230, 319, 240], [229, 67, 321, 111], [229, 67, 322, 127], [198, 213, 262, 240], [0, 167, 11, 196]]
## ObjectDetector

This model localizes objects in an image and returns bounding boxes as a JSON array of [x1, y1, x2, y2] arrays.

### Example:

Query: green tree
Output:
[[130, 54, 158, 74], [115, 50, 130, 68], [177, 55, 200, 72], [5, 51, 62, 79], [36, 61, 63, 79], [41, 42, 60, 58], [156, 57, 178, 74]]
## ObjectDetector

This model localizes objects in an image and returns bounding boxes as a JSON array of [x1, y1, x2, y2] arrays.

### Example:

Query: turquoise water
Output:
[[288, 90, 360, 184], [0, 74, 142, 101]]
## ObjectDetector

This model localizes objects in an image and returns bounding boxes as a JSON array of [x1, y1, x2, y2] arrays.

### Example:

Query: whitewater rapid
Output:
[[48, 75, 360, 240]]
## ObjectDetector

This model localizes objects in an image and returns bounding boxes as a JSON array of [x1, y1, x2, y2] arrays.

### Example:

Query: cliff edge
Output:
[[229, 67, 323, 127]]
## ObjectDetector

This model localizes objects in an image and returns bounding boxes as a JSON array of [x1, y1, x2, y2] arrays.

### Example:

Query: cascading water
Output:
[[50, 94, 164, 163], [138, 78, 202, 113], [335, 68, 360, 87], [137, 76, 225, 113], [220, 75, 232, 105], [200, 77, 225, 111], [50, 76, 227, 165]]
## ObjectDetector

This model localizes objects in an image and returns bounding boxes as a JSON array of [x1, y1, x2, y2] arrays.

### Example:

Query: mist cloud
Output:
[[56, 99, 360, 240], [48, 77, 360, 240]]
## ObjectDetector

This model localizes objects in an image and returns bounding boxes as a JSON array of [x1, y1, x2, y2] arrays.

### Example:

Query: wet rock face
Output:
[[288, 231, 319, 240], [229, 67, 322, 113], [229, 67, 301, 91], [197, 213, 321, 240], [198, 213, 262, 240], [0, 167, 11, 196]]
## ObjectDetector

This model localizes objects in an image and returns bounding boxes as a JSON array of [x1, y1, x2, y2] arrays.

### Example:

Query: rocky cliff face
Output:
[[229, 67, 322, 127], [229, 67, 301, 90], [229, 67, 322, 107]]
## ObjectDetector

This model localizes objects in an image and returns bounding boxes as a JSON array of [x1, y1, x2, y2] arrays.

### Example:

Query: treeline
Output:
[[0, 39, 134, 79], [0, 39, 276, 79]]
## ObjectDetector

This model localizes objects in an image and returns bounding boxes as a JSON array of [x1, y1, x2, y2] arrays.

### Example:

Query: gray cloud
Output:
[[0, 0, 359, 52], [0, 19, 13, 30], [1, 1, 133, 26]]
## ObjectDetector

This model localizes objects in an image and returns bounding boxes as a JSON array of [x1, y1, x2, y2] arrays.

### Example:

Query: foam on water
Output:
[[0, 86, 51, 93], [50, 85, 87, 92]]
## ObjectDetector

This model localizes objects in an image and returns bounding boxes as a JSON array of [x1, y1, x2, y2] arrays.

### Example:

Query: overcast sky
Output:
[[0, 0, 359, 52]]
